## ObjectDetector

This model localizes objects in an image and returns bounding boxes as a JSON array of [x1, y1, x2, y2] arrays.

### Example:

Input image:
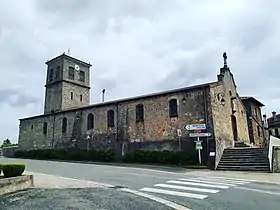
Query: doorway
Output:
[[231, 115, 238, 141]]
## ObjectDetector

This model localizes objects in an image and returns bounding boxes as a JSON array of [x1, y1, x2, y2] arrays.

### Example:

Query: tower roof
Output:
[[45, 53, 92, 67]]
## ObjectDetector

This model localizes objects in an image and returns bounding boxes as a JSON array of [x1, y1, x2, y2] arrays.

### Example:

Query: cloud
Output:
[[0, 0, 280, 142]]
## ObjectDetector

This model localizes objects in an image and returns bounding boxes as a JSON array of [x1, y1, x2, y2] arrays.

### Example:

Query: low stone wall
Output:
[[272, 146, 280, 172], [0, 175, 34, 195]]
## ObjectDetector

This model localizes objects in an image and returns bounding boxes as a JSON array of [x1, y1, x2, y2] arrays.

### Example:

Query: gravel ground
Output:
[[0, 188, 172, 210]]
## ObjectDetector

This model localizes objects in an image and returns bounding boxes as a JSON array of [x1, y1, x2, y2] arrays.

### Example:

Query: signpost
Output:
[[185, 122, 210, 165], [189, 133, 211, 137], [177, 129, 182, 151], [185, 124, 206, 130]]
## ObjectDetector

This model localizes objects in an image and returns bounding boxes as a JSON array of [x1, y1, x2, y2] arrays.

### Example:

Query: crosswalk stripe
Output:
[[196, 177, 250, 185], [140, 187, 208, 199], [154, 184, 220, 193], [178, 179, 237, 187], [204, 176, 256, 182], [167, 180, 229, 189]]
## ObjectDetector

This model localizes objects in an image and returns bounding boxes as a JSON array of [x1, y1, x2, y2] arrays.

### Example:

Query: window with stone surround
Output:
[[55, 66, 60, 80], [136, 104, 144, 122], [107, 110, 114, 127], [79, 70, 85, 82], [87, 113, 94, 130], [169, 99, 178, 117], [49, 69, 54, 82], [43, 122, 47, 135], [71, 92, 73, 100], [69, 67, 75, 80], [62, 117, 67, 133], [80, 94, 83, 102]]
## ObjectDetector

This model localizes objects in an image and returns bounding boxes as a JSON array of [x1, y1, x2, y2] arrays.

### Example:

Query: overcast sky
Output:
[[0, 0, 279, 143]]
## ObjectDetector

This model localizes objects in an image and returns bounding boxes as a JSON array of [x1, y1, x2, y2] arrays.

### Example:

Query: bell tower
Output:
[[44, 53, 92, 114]]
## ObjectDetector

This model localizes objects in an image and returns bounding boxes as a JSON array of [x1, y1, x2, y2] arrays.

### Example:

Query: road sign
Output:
[[189, 132, 211, 137], [195, 141, 202, 150], [185, 124, 206, 131], [177, 129, 182, 137]]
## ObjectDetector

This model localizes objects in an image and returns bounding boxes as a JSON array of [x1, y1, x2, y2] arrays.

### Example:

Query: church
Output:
[[18, 52, 265, 168]]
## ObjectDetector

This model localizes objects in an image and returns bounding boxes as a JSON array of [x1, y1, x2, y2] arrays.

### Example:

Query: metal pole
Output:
[[179, 135, 181, 151], [198, 137, 201, 164]]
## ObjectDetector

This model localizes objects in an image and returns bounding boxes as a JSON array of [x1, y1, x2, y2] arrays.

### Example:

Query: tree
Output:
[[1, 139, 12, 148]]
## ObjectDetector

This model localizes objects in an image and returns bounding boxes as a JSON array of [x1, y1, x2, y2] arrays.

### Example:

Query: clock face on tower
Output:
[[74, 64, 80, 71]]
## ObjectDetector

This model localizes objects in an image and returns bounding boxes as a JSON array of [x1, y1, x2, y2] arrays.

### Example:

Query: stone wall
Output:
[[19, 86, 215, 166], [210, 67, 249, 168], [272, 146, 280, 173]]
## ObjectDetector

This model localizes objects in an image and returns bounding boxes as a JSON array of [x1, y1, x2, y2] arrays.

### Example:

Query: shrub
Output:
[[122, 150, 197, 166], [1, 163, 26, 178]]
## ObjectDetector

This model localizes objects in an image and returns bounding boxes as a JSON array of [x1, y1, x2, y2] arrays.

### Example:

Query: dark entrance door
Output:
[[231, 115, 238, 141]]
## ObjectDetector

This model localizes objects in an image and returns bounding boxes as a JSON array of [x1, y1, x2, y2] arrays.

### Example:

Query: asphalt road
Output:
[[1, 158, 280, 210]]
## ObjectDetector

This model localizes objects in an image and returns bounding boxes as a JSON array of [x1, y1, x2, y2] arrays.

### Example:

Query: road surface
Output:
[[1, 157, 280, 210]]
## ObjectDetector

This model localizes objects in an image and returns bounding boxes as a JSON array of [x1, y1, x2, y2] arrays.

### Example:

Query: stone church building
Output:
[[18, 52, 265, 168]]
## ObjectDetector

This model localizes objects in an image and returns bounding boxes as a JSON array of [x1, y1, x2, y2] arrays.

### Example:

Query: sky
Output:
[[0, 0, 279, 143]]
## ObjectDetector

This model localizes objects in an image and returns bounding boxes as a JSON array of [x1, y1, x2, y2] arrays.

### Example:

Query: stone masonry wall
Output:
[[272, 146, 280, 173], [19, 86, 214, 165], [251, 103, 265, 147], [210, 67, 249, 168]]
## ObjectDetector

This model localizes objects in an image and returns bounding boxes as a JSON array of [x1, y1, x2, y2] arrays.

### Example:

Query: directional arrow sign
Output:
[[189, 133, 211, 137], [185, 124, 206, 131]]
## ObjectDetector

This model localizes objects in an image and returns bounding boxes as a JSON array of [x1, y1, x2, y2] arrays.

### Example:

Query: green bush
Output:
[[1, 163, 26, 178], [15, 149, 116, 162], [122, 150, 197, 166]]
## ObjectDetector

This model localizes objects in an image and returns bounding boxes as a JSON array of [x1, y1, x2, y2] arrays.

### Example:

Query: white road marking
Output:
[[178, 179, 237, 187], [121, 188, 191, 210], [140, 187, 208, 199], [167, 180, 229, 189], [154, 184, 219, 193], [203, 176, 256, 182], [195, 177, 250, 185]]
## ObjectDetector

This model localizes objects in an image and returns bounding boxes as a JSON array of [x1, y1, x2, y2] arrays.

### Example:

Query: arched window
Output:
[[62, 117, 67, 133], [87, 113, 94, 130], [43, 122, 48, 135], [107, 110, 114, 127], [136, 104, 144, 122], [169, 99, 178, 117]]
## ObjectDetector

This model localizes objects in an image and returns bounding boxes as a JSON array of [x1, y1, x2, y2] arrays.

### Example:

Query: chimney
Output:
[[272, 111, 276, 120]]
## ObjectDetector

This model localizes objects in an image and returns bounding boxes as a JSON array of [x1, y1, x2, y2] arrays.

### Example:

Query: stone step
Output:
[[225, 148, 267, 151], [219, 159, 269, 163], [218, 162, 269, 166], [223, 151, 268, 155], [221, 155, 268, 159], [216, 167, 270, 172]]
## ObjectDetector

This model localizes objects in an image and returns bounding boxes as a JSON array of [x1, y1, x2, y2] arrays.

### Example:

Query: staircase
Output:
[[217, 145, 270, 172]]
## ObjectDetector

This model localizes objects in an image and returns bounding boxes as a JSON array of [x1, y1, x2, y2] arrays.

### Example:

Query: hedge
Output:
[[122, 150, 197, 166], [15, 149, 116, 162], [14, 149, 198, 166], [1, 163, 25, 178]]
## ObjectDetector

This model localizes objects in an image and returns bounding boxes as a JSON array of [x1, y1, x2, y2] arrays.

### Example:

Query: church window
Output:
[[43, 122, 48, 135], [79, 70, 85, 82], [136, 104, 144, 122], [49, 69, 54, 82], [31, 125, 33, 130], [80, 94, 83, 102], [70, 92, 73, 100], [62, 117, 67, 133], [87, 113, 94, 130], [69, 67, 75, 80], [169, 99, 178, 117], [55, 66, 60, 80], [107, 110, 114, 127]]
